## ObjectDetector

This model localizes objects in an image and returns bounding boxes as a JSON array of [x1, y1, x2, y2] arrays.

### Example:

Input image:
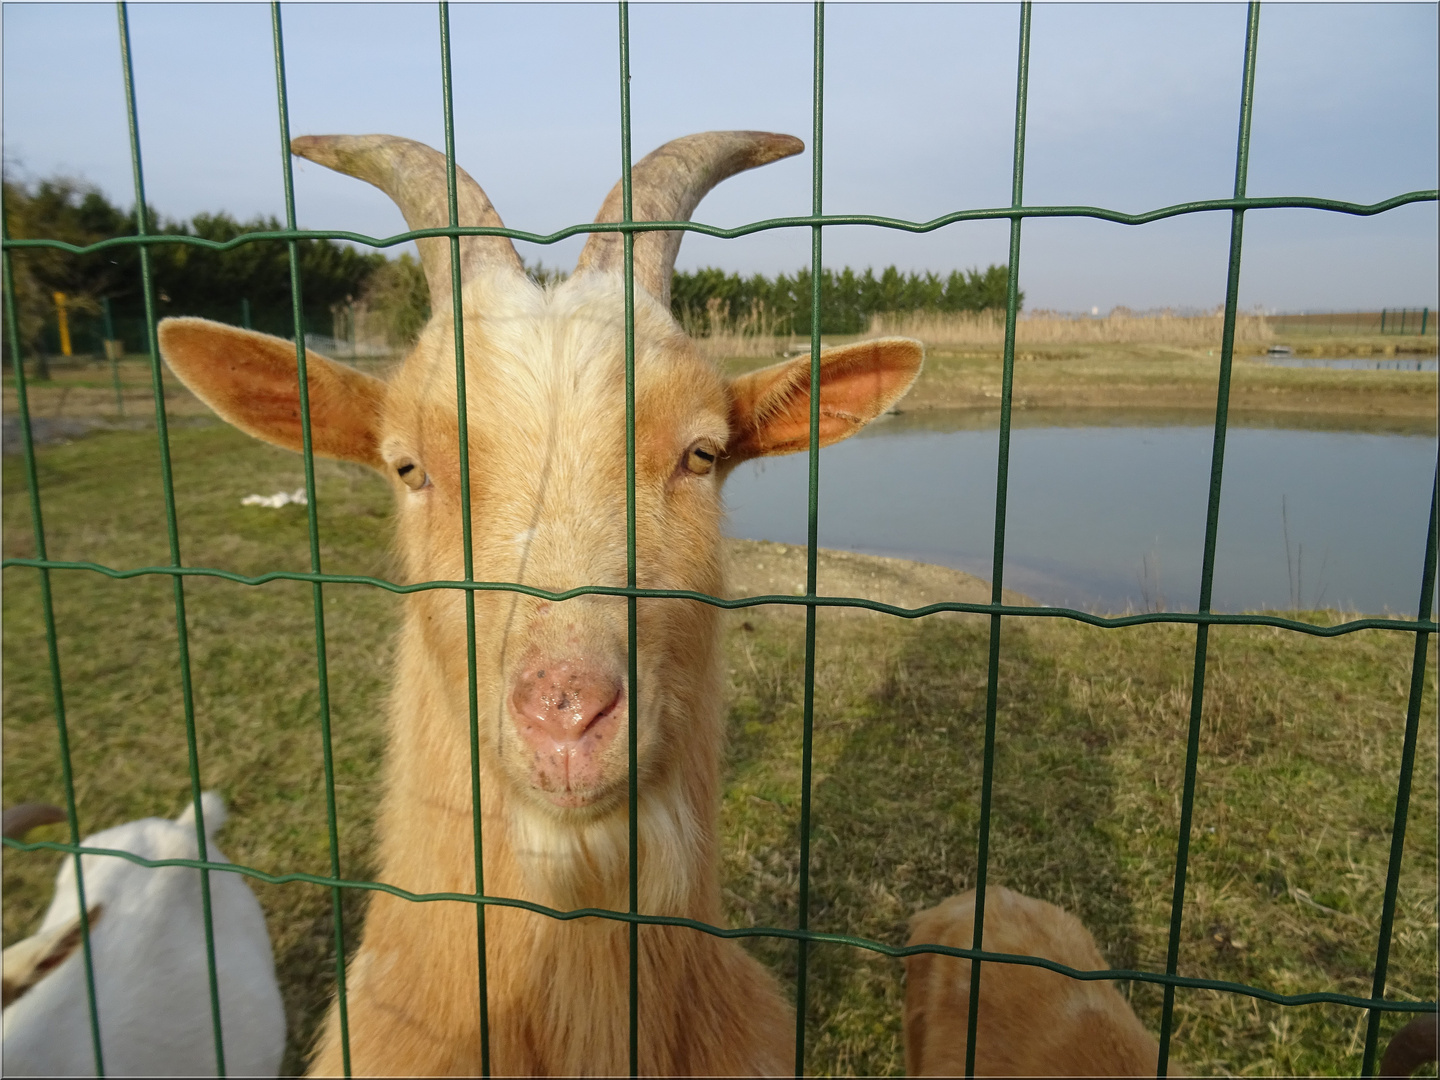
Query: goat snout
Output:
[[510, 659, 624, 806]]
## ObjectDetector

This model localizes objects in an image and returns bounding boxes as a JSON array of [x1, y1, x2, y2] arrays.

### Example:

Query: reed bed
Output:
[[680, 297, 801, 362], [868, 308, 1275, 348]]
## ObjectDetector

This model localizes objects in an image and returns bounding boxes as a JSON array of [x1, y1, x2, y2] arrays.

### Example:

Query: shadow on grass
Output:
[[721, 612, 1137, 1076]]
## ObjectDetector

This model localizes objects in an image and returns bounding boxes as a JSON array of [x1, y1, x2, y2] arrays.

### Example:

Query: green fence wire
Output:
[[3, 2, 1437, 1077]]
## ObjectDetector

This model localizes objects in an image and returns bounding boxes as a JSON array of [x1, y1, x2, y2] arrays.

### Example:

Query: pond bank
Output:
[[722, 340, 1438, 420]]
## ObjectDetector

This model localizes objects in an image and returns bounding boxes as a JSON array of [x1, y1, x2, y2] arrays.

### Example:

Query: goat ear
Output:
[[157, 318, 388, 470], [724, 337, 923, 465], [1, 904, 104, 1008]]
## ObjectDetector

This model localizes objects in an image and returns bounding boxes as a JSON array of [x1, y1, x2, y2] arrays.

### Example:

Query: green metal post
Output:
[[1156, 6, 1261, 1075], [616, 5, 640, 1076], [269, 6, 352, 1074], [1359, 467, 1437, 1075], [965, 5, 1031, 1077], [3, 200, 107, 1080], [116, 4, 227, 1074], [437, 5, 491, 1073], [242, 296, 252, 329]]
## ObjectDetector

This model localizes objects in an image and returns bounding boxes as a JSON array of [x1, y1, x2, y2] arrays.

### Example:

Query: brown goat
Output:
[[158, 131, 922, 1076], [906, 887, 1171, 1077]]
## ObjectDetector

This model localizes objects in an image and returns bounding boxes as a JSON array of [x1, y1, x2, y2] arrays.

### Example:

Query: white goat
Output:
[[2, 793, 286, 1077]]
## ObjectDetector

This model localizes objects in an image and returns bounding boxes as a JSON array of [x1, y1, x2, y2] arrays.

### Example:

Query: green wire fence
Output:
[[3, 2, 1436, 1077]]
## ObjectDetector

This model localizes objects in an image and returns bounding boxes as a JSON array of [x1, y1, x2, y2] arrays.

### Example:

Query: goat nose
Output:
[[510, 660, 623, 747]]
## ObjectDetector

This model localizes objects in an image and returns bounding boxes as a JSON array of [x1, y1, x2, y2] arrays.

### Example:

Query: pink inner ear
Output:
[[158, 318, 388, 470], [729, 338, 922, 460]]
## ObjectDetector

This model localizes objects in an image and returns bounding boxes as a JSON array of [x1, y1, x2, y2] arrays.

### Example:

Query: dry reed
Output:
[[681, 297, 800, 362], [868, 308, 1275, 348]]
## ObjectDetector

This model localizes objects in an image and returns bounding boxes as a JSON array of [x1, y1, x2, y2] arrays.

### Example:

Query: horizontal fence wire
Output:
[[5, 192, 1437, 257], [2, 558, 1434, 634], [3, 836, 1435, 1018], [2, 0, 1436, 1078]]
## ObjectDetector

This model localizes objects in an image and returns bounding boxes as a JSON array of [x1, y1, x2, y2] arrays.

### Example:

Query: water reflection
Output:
[[1248, 356, 1437, 372], [723, 409, 1437, 616]]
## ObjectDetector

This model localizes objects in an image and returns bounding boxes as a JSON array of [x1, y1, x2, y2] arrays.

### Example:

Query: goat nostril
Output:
[[514, 662, 623, 747]]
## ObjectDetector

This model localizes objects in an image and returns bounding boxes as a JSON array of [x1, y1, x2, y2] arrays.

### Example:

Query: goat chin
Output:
[[508, 767, 703, 914]]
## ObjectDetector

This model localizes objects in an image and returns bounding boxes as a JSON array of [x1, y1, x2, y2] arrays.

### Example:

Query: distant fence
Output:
[[1268, 309, 1434, 337]]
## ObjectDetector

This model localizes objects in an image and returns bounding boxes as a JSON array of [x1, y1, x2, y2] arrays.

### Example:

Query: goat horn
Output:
[[2, 803, 66, 841], [575, 131, 804, 309], [291, 134, 525, 310]]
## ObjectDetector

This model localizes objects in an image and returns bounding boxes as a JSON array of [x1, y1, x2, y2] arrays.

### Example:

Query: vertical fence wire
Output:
[[1360, 465, 1439, 1076], [115, 5, 228, 1074], [435, 5, 492, 1075], [794, 3, 825, 1074], [1156, 5, 1262, 1073], [615, 4, 641, 1075], [1, 221, 107, 1079], [964, 6, 1032, 1075], [267, 5, 353, 1074]]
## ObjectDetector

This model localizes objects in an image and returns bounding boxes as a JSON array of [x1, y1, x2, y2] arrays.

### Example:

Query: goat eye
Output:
[[395, 460, 429, 491], [684, 445, 717, 477]]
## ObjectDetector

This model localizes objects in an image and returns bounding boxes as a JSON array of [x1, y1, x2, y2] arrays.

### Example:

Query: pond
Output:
[[1248, 356, 1437, 372], [723, 408, 1438, 616]]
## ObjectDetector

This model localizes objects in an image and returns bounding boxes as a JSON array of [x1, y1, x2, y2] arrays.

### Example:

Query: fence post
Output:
[[1380, 308, 1387, 334], [53, 291, 72, 357], [241, 296, 252, 329], [1422, 308, 1429, 336]]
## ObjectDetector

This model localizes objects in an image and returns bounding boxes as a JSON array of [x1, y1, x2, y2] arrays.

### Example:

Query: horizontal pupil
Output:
[[397, 464, 415, 476], [694, 449, 715, 462]]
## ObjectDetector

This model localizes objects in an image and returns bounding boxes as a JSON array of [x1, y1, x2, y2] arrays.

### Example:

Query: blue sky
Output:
[[4, 2, 1436, 312]]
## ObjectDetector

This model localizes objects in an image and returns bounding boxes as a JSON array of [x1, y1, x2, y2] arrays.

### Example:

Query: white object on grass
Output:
[[241, 488, 308, 508]]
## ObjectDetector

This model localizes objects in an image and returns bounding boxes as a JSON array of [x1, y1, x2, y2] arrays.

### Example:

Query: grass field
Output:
[[3, 421, 1436, 1076]]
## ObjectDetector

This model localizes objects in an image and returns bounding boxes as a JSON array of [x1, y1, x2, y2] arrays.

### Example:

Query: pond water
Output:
[[1249, 356, 1437, 372], [724, 409, 1438, 616]]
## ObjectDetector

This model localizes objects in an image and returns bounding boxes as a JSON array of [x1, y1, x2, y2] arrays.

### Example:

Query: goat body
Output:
[[905, 887, 1170, 1077], [1, 793, 285, 1077], [157, 131, 922, 1075]]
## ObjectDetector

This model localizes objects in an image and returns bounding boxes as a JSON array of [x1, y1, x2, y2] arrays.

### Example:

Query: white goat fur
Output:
[[156, 130, 923, 1075], [1, 793, 285, 1077]]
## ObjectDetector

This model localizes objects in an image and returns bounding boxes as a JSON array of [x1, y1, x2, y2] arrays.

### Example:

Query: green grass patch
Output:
[[5, 424, 1435, 1076]]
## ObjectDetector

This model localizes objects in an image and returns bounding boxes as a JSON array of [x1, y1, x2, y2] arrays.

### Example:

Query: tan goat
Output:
[[157, 131, 922, 1076], [906, 887, 1171, 1077]]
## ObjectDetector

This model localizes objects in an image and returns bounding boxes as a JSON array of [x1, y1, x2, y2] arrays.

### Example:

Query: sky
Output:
[[3, 2, 1437, 313]]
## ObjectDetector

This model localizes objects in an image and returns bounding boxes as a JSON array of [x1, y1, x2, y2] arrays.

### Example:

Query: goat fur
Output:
[[905, 887, 1173, 1077], [156, 130, 922, 1076]]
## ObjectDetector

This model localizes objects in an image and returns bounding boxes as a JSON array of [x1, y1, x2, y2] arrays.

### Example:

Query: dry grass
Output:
[[869, 308, 1278, 349], [679, 299, 801, 363]]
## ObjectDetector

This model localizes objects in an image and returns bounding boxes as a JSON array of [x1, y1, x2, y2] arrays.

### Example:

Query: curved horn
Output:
[[291, 134, 525, 310], [575, 131, 804, 308], [3, 803, 66, 841]]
